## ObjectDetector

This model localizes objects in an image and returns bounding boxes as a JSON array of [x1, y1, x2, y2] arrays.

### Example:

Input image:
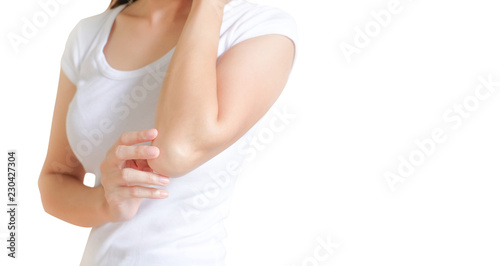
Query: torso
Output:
[[66, 1, 299, 264]]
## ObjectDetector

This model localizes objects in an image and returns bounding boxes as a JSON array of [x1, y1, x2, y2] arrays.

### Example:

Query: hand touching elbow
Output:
[[100, 128, 170, 222], [147, 125, 223, 178], [147, 136, 199, 178]]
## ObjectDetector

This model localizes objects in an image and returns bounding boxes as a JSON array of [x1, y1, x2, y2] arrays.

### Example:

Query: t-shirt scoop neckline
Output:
[[95, 4, 176, 80], [95, 1, 238, 80]]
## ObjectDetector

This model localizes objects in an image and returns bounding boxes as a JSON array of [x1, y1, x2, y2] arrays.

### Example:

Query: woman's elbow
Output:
[[147, 140, 200, 178], [148, 125, 224, 177]]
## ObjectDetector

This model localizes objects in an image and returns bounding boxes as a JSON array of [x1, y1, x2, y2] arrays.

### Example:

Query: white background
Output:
[[1, 0, 500, 265]]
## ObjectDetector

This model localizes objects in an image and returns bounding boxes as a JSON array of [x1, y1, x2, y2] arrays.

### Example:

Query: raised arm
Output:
[[147, 0, 296, 177]]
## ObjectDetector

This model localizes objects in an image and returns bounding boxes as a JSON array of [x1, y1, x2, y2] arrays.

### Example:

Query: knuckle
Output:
[[114, 145, 125, 160], [129, 187, 142, 198], [138, 130, 145, 141], [134, 146, 144, 157], [119, 132, 129, 144], [120, 168, 131, 185], [139, 146, 150, 156], [147, 174, 156, 185]]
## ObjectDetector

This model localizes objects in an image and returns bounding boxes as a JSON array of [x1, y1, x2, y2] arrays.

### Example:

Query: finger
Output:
[[119, 168, 170, 187], [123, 186, 169, 199], [118, 128, 158, 146], [112, 145, 160, 165], [105, 129, 159, 165]]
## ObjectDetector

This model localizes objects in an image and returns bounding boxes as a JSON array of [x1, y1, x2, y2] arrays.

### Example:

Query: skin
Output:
[[38, 0, 295, 226]]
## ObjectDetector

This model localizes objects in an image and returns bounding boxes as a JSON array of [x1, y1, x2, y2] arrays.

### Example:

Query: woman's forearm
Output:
[[149, 1, 226, 177], [39, 173, 110, 227]]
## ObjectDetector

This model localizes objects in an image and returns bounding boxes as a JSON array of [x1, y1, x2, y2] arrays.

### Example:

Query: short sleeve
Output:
[[60, 22, 82, 85], [228, 7, 298, 67]]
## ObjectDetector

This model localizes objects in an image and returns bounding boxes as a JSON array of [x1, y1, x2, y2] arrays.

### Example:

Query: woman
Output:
[[38, 0, 297, 264]]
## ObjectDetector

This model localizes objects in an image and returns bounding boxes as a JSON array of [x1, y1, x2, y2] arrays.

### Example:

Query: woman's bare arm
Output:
[[38, 69, 110, 227], [148, 0, 295, 177]]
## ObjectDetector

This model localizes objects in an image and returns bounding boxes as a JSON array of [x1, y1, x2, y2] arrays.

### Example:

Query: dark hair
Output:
[[109, 0, 137, 9]]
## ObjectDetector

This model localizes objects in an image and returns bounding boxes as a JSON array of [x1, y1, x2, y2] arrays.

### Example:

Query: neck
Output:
[[127, 0, 193, 25]]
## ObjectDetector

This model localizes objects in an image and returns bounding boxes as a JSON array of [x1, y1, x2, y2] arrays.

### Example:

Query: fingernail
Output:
[[159, 190, 169, 197], [147, 128, 158, 138], [146, 147, 158, 156], [159, 177, 169, 186]]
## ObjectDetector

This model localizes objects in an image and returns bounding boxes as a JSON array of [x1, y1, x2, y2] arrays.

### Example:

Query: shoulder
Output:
[[221, 0, 298, 54], [61, 7, 122, 84], [225, 0, 295, 18], [68, 7, 119, 46], [224, 0, 297, 29]]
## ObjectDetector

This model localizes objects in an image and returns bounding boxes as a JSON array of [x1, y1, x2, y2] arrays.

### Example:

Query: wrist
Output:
[[95, 185, 113, 224]]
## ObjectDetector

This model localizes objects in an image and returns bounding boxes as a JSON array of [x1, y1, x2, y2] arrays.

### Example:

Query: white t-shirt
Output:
[[61, 1, 298, 265]]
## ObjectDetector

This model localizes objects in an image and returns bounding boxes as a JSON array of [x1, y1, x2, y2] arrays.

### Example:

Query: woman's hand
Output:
[[100, 128, 170, 222]]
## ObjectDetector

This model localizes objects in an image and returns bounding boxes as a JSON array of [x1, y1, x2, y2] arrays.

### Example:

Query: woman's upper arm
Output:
[[214, 34, 295, 145], [148, 34, 295, 177], [39, 69, 85, 182]]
